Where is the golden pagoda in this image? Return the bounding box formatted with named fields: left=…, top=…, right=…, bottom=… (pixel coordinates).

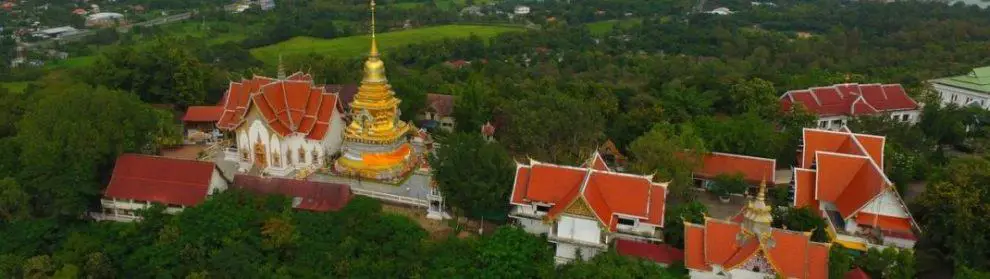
left=741, top=178, right=774, bottom=237
left=334, top=0, right=417, bottom=181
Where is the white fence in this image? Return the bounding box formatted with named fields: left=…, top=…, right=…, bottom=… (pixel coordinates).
left=351, top=187, right=429, bottom=207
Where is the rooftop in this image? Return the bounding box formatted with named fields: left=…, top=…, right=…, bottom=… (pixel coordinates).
left=693, top=152, right=776, bottom=183
left=233, top=174, right=352, bottom=212
left=930, top=66, right=990, bottom=94
left=685, top=218, right=829, bottom=279
left=217, top=73, right=342, bottom=140
left=182, top=106, right=224, bottom=122
left=104, top=154, right=217, bottom=206
left=779, top=83, right=919, bottom=117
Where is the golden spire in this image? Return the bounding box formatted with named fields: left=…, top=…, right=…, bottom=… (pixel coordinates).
left=742, top=175, right=773, bottom=236
left=369, top=0, right=379, bottom=57
left=362, top=0, right=386, bottom=83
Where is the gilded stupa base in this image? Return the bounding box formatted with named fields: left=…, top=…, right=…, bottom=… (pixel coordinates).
left=333, top=143, right=419, bottom=183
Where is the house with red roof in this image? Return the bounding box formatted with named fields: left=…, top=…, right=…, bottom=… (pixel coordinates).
left=419, top=93, right=455, bottom=132
left=779, top=83, right=920, bottom=130
left=685, top=182, right=830, bottom=279
left=182, top=106, right=224, bottom=143
left=691, top=152, right=776, bottom=195
left=509, top=151, right=668, bottom=264
left=216, top=71, right=346, bottom=177
left=791, top=127, right=919, bottom=251
left=232, top=174, right=352, bottom=212
left=99, top=154, right=228, bottom=221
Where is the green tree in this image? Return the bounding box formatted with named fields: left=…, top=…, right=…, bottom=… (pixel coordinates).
left=556, top=251, right=681, bottom=278
left=663, top=201, right=708, bottom=249
left=0, top=177, right=29, bottom=222
left=914, top=156, right=990, bottom=271
left=499, top=91, right=605, bottom=164
left=772, top=207, right=829, bottom=242
left=726, top=77, right=779, bottom=119
left=87, top=37, right=215, bottom=107
left=828, top=246, right=855, bottom=279
left=16, top=82, right=162, bottom=217
left=629, top=123, right=707, bottom=200
left=856, top=247, right=916, bottom=279
left=430, top=132, right=515, bottom=220
left=477, top=227, right=554, bottom=277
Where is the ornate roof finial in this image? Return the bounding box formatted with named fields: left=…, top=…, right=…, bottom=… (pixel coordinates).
left=277, top=53, right=286, bottom=80
left=369, top=0, right=379, bottom=57
left=741, top=173, right=773, bottom=236
left=756, top=174, right=768, bottom=203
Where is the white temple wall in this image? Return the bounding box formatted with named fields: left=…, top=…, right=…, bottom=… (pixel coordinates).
left=248, top=120, right=270, bottom=165
left=321, top=112, right=346, bottom=156
left=860, top=189, right=909, bottom=218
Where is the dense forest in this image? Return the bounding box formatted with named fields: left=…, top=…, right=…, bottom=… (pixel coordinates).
left=2, top=0, right=990, bottom=277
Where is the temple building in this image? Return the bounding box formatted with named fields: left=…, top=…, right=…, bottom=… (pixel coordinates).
left=685, top=182, right=830, bottom=279
left=691, top=152, right=776, bottom=195
left=779, top=83, right=920, bottom=130
left=930, top=66, right=990, bottom=108
left=99, top=154, right=229, bottom=221
left=792, top=127, right=919, bottom=250
left=216, top=65, right=346, bottom=177
left=509, top=152, right=668, bottom=264
left=333, top=1, right=418, bottom=182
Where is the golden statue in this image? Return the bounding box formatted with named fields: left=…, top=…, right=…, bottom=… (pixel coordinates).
left=333, top=0, right=416, bottom=181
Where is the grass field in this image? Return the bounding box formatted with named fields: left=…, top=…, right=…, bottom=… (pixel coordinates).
left=587, top=18, right=643, bottom=35
left=250, top=24, right=523, bottom=65
left=44, top=56, right=97, bottom=70
left=0, top=81, right=30, bottom=93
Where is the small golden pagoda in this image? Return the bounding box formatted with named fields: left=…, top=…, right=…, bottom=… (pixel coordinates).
left=334, top=0, right=417, bottom=181
left=741, top=178, right=774, bottom=237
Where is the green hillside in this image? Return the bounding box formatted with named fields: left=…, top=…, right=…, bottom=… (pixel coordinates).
left=250, top=24, right=523, bottom=65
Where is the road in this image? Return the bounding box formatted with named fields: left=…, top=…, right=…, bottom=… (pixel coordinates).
left=21, top=11, right=195, bottom=50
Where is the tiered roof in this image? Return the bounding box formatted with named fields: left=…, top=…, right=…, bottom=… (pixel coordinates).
left=779, top=83, right=919, bottom=117
left=684, top=218, right=830, bottom=279
left=510, top=152, right=668, bottom=231
left=104, top=154, right=218, bottom=206
left=793, top=128, right=918, bottom=234
left=426, top=93, right=455, bottom=118
left=216, top=72, right=343, bottom=140
left=693, top=152, right=776, bottom=183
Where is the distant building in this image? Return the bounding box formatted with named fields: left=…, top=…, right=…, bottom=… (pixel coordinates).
left=72, top=8, right=88, bottom=15
left=706, top=7, right=734, bottom=15
left=779, top=83, right=921, bottom=130
left=259, top=0, right=275, bottom=11
left=514, top=5, right=531, bottom=15
left=34, top=26, right=80, bottom=38
left=182, top=106, right=224, bottom=144
left=460, top=5, right=484, bottom=16
left=420, top=93, right=455, bottom=132
left=509, top=152, right=668, bottom=264
left=691, top=152, right=776, bottom=194
left=99, top=154, right=228, bottom=221
left=86, top=12, right=125, bottom=27
left=930, top=66, right=990, bottom=108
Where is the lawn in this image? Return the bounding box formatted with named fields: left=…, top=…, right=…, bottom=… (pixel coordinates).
left=587, top=18, right=643, bottom=35
left=250, top=24, right=523, bottom=65
left=44, top=56, right=97, bottom=70
left=0, top=81, right=30, bottom=93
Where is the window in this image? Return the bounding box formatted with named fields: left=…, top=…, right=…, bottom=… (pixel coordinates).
left=617, top=217, right=636, bottom=226
left=536, top=205, right=551, bottom=213
left=966, top=97, right=972, bottom=104
left=819, top=121, right=827, bottom=128
left=902, top=114, right=909, bottom=122
left=831, top=119, right=842, bottom=127
left=951, top=94, right=958, bottom=103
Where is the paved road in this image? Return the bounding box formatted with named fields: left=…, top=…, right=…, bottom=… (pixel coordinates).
left=22, top=12, right=194, bottom=49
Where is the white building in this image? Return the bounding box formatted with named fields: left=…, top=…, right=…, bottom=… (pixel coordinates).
left=930, top=66, right=990, bottom=108
left=509, top=152, right=668, bottom=264
left=514, top=5, right=531, bottom=15
left=216, top=71, right=346, bottom=177
left=99, top=154, right=228, bottom=221
left=34, top=26, right=79, bottom=38
left=86, top=12, right=124, bottom=27
left=780, top=83, right=921, bottom=130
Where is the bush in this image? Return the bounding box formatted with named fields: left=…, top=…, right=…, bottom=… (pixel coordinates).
left=711, top=173, right=747, bottom=198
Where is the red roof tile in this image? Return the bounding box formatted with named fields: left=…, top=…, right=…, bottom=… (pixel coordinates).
left=780, top=83, right=918, bottom=117
left=216, top=75, right=341, bottom=140
left=615, top=239, right=684, bottom=265
left=426, top=93, right=455, bottom=117
left=855, top=212, right=913, bottom=232
left=182, top=106, right=224, bottom=122
left=684, top=218, right=830, bottom=278
left=694, top=152, right=775, bottom=183
left=583, top=151, right=611, bottom=171
left=845, top=268, right=870, bottom=279
left=104, top=154, right=217, bottom=207
left=793, top=168, right=818, bottom=210
left=233, top=174, right=352, bottom=212
left=511, top=153, right=667, bottom=230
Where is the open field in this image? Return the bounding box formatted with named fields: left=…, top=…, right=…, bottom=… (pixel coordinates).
left=44, top=56, right=97, bottom=70
left=587, top=18, right=643, bottom=35
left=250, top=24, right=524, bottom=65
left=0, top=81, right=30, bottom=93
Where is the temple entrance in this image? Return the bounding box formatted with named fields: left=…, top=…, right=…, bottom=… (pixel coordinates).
left=254, top=142, right=267, bottom=168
